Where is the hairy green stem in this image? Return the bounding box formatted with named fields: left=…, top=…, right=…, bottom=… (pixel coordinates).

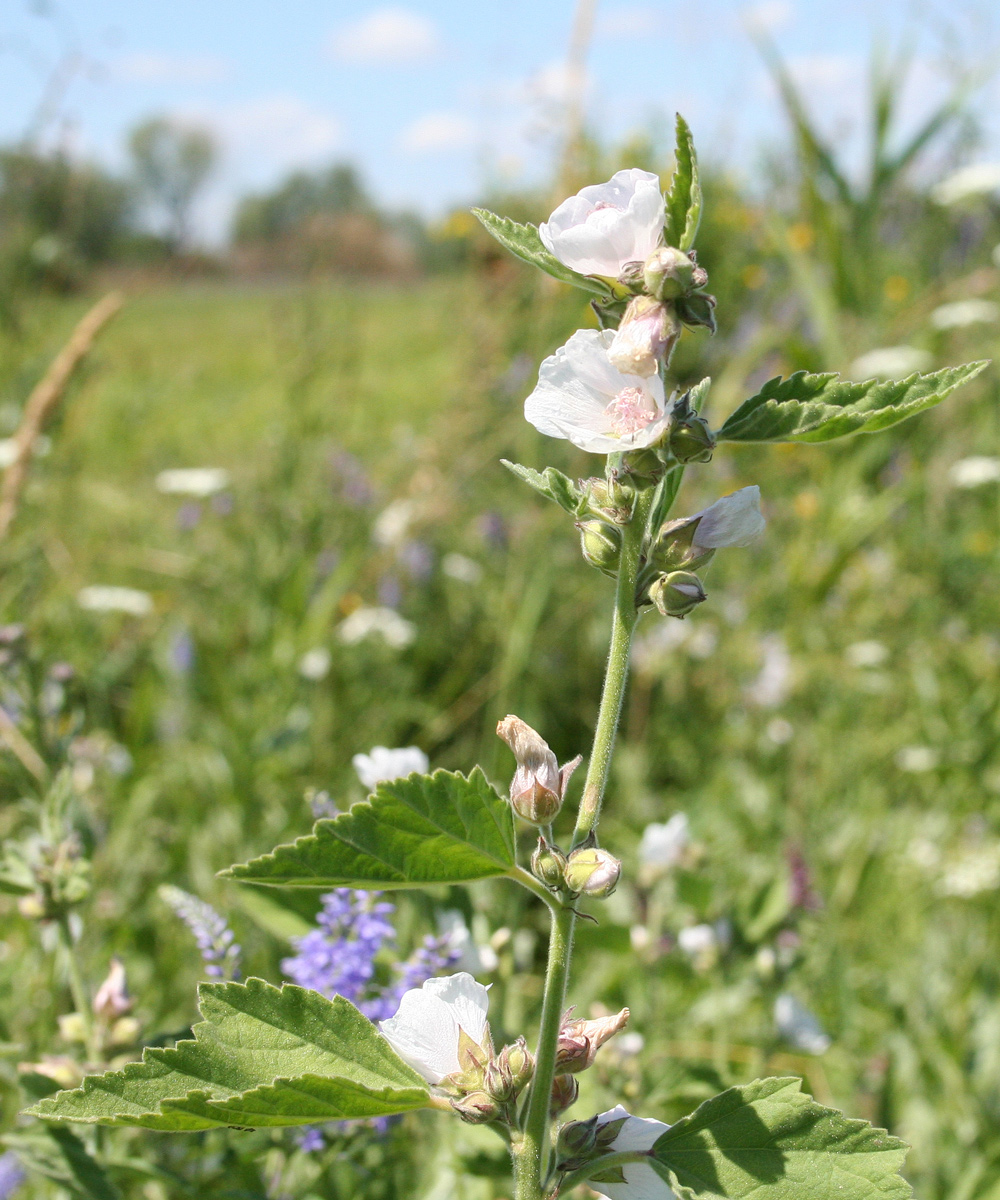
left=514, top=902, right=575, bottom=1200
left=572, top=486, right=652, bottom=848
left=513, top=485, right=654, bottom=1200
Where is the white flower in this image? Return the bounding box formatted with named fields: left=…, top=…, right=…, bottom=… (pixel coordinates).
left=586, top=1105, right=675, bottom=1200
left=336, top=606, right=416, bottom=648
left=373, top=499, right=416, bottom=548
left=352, top=745, right=429, bottom=791
left=441, top=553, right=483, bottom=584
left=525, top=329, right=670, bottom=454
left=896, top=745, right=938, bottom=773
left=848, top=346, right=932, bottom=380
left=845, top=640, right=888, bottom=668
left=155, top=468, right=230, bottom=497
left=298, top=647, right=331, bottom=680
left=774, top=993, right=831, bottom=1055
left=638, top=814, right=690, bottom=870
left=950, top=456, right=1000, bottom=488
left=379, top=972, right=491, bottom=1084
left=77, top=586, right=153, bottom=616
left=689, top=486, right=766, bottom=547
left=932, top=162, right=1000, bottom=205
left=540, top=169, right=665, bottom=278
left=930, top=299, right=999, bottom=330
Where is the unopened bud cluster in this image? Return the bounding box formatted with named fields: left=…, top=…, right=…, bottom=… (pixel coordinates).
left=448, top=1034, right=535, bottom=1126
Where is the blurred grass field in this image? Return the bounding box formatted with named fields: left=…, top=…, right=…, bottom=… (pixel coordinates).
left=3, top=105, right=1000, bottom=1196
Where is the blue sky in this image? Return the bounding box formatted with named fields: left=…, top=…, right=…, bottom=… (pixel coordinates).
left=1, top=0, right=997, bottom=241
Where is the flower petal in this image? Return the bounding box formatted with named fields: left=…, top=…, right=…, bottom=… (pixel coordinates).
left=692, top=486, right=765, bottom=547
left=419, top=971, right=491, bottom=1043
left=378, top=988, right=462, bottom=1083
left=540, top=169, right=664, bottom=276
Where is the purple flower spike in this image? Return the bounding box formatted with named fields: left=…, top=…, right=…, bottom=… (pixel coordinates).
left=160, top=886, right=241, bottom=981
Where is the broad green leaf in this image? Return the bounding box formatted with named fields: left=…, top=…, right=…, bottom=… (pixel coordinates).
left=501, top=460, right=581, bottom=514
left=651, top=1077, right=911, bottom=1200
left=223, top=768, right=516, bottom=888
left=664, top=113, right=702, bottom=252
left=27, top=979, right=430, bottom=1130
left=718, top=361, right=987, bottom=443
left=472, top=209, right=615, bottom=298
left=3, top=1124, right=122, bottom=1199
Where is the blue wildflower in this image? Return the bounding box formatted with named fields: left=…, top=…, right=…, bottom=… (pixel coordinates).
left=0, top=1152, right=25, bottom=1199
left=159, top=886, right=241, bottom=980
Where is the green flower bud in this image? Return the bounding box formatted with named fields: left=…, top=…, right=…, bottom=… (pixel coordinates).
left=485, top=1037, right=533, bottom=1103
left=577, top=519, right=621, bottom=577
left=676, top=290, right=717, bottom=334
left=580, top=476, right=632, bottom=525
left=451, top=1090, right=501, bottom=1124
left=558, top=1115, right=600, bottom=1159
left=564, top=847, right=621, bottom=898
left=531, top=837, right=568, bottom=889
left=643, top=246, right=697, bottom=300
left=649, top=570, right=707, bottom=618
left=669, top=410, right=716, bottom=464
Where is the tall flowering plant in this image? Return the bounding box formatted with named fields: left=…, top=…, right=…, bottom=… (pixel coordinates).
left=26, top=118, right=986, bottom=1200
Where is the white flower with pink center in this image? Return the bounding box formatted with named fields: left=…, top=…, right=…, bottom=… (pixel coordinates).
left=540, top=169, right=665, bottom=278
left=524, top=329, right=670, bottom=454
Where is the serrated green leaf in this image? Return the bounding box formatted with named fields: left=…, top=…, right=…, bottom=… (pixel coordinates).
left=27, top=979, right=430, bottom=1130
left=651, top=1077, right=911, bottom=1200
left=472, top=209, right=614, bottom=298
left=664, top=113, right=702, bottom=252
left=500, top=460, right=581, bottom=514
left=223, top=768, right=516, bottom=888
left=718, top=361, right=988, bottom=443
left=3, top=1124, right=122, bottom=1199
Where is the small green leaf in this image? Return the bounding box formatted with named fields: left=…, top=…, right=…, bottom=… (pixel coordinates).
left=472, top=209, right=615, bottom=298
left=501, top=460, right=581, bottom=514
left=718, top=361, right=988, bottom=443
left=27, top=979, right=431, bottom=1130
left=223, top=768, right=516, bottom=888
left=651, top=1077, right=911, bottom=1200
left=664, top=113, right=702, bottom=252
left=3, top=1124, right=122, bottom=1199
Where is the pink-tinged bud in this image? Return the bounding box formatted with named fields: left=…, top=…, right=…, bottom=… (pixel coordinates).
left=549, top=1072, right=579, bottom=1116
left=607, top=296, right=681, bottom=377
left=556, top=1006, right=630, bottom=1072
left=93, top=957, right=132, bottom=1020
left=564, top=847, right=621, bottom=897
left=496, top=716, right=581, bottom=826
left=649, top=570, right=707, bottom=619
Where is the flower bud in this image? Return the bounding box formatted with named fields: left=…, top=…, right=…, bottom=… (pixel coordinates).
left=93, top=957, right=132, bottom=1021
left=486, top=1037, right=533, bottom=1103
left=607, top=296, right=681, bottom=377
left=676, top=290, right=717, bottom=333
left=669, top=410, right=716, bottom=464
left=451, top=1090, right=501, bottom=1124
left=556, top=1007, right=630, bottom=1072
left=643, top=246, right=697, bottom=300
left=558, top=1115, right=600, bottom=1159
left=649, top=571, right=706, bottom=619
left=580, top=476, right=631, bottom=525
left=564, top=847, right=622, bottom=898
left=58, top=1012, right=88, bottom=1044
left=496, top=715, right=561, bottom=825
left=531, top=837, right=568, bottom=889
left=549, top=1072, right=579, bottom=1116
left=500, top=1037, right=534, bottom=1093
left=577, top=519, right=621, bottom=576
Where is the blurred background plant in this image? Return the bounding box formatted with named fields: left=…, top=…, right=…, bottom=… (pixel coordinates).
left=0, top=10, right=999, bottom=1200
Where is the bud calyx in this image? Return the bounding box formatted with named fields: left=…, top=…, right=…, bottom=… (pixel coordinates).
left=496, top=716, right=581, bottom=825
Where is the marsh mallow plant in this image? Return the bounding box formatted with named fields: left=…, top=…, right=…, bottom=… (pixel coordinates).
left=26, top=117, right=987, bottom=1200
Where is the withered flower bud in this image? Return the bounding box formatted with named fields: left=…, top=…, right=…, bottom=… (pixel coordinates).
left=549, top=1072, right=580, bottom=1116
left=607, top=295, right=682, bottom=377
left=555, top=1006, right=630, bottom=1073
left=496, top=716, right=581, bottom=826
left=93, top=957, right=132, bottom=1021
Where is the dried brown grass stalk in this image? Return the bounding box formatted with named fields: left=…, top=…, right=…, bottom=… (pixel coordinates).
left=0, top=290, right=124, bottom=542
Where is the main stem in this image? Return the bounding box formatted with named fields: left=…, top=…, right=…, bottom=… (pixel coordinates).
left=513, top=486, right=652, bottom=1200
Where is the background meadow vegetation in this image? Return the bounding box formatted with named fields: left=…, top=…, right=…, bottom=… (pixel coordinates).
left=2, top=44, right=1000, bottom=1200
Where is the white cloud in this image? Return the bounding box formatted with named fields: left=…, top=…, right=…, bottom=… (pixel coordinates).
left=400, top=112, right=475, bottom=154
left=742, top=1, right=794, bottom=34
left=115, top=52, right=230, bottom=85
left=202, top=95, right=343, bottom=167
left=329, top=6, right=440, bottom=65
